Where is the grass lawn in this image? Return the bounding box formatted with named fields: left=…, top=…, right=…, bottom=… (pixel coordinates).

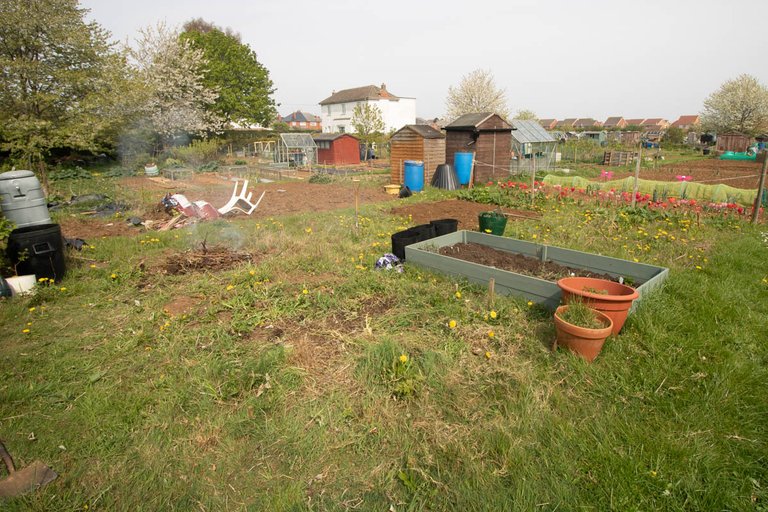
left=1, top=172, right=767, bottom=511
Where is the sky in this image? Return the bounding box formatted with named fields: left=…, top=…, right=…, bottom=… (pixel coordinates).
left=81, top=0, right=768, bottom=122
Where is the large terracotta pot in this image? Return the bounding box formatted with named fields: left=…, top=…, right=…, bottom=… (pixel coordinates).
left=557, top=277, right=639, bottom=335
left=554, top=305, right=613, bottom=362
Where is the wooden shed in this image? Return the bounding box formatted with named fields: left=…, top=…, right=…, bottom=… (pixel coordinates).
left=444, top=113, right=513, bottom=183
left=313, top=133, right=360, bottom=165
left=390, top=125, right=445, bottom=184
left=716, top=132, right=752, bottom=153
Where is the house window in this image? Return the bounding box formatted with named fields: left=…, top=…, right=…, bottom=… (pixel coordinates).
left=341, top=103, right=346, bottom=114
left=326, top=105, right=331, bottom=115
left=338, top=126, right=345, bottom=133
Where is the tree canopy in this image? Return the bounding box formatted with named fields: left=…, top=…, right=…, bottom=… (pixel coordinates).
left=514, top=109, right=538, bottom=121
left=130, top=23, right=220, bottom=138
left=701, top=74, right=768, bottom=135
left=0, top=0, right=129, bottom=165
left=445, top=69, right=510, bottom=122
left=181, top=20, right=277, bottom=127
left=351, top=104, right=385, bottom=160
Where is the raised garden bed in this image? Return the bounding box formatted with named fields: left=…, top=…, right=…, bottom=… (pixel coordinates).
left=406, top=230, right=668, bottom=310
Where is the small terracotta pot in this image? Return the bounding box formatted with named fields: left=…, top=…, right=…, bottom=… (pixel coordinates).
left=557, top=277, right=639, bottom=335
left=554, top=305, right=613, bottom=362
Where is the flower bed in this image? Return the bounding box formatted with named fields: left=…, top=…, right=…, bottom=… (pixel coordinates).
left=406, top=230, right=668, bottom=310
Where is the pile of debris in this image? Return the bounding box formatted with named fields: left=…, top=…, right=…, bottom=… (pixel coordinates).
left=157, top=180, right=265, bottom=230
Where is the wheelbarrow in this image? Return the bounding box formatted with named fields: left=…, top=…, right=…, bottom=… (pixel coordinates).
left=0, top=440, right=57, bottom=498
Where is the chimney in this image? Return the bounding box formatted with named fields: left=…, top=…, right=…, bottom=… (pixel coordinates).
left=380, top=83, right=386, bottom=91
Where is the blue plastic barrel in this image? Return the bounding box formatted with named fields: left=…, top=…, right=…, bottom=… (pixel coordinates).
left=454, top=152, right=473, bottom=185
left=403, top=160, right=425, bottom=192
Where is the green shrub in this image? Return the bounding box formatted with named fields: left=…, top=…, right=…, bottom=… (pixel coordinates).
left=172, top=139, right=222, bottom=166
left=308, top=172, right=333, bottom=184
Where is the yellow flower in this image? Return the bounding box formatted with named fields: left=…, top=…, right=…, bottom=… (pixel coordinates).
left=89, top=264, right=96, bottom=269
left=484, top=229, right=492, bottom=233
left=22, top=329, right=30, bottom=334
left=455, top=291, right=462, bottom=299
left=305, top=227, right=312, bottom=234
left=488, top=330, right=495, bottom=338
left=448, top=319, right=457, bottom=330
left=302, top=288, right=309, bottom=295
left=226, top=284, right=234, bottom=291
left=60, top=287, right=67, bottom=292
left=527, top=301, right=533, bottom=307
left=484, top=351, right=492, bottom=359
left=28, top=307, right=35, bottom=312
left=399, top=354, right=408, bottom=363
left=489, top=310, right=497, bottom=319
left=26, top=322, right=32, bottom=326
left=249, top=270, right=256, bottom=276
left=110, top=273, right=117, bottom=280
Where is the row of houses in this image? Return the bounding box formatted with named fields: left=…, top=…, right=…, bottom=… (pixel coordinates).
left=538, top=115, right=700, bottom=131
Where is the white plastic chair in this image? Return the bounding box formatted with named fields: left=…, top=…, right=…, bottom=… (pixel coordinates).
left=217, top=180, right=265, bottom=215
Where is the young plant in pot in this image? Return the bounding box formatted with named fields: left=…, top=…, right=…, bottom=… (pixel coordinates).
left=553, top=300, right=613, bottom=362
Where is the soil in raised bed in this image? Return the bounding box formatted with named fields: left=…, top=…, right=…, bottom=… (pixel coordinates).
left=438, top=242, right=618, bottom=282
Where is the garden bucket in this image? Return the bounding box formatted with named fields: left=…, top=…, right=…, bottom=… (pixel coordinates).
left=478, top=212, right=507, bottom=236
left=430, top=218, right=458, bottom=236
left=391, top=229, right=421, bottom=261
left=557, top=277, right=639, bottom=335
left=7, top=223, right=66, bottom=283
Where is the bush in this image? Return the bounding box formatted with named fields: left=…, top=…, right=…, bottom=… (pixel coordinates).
left=172, top=139, right=222, bottom=167
left=50, top=166, right=92, bottom=181
left=308, top=172, right=332, bottom=184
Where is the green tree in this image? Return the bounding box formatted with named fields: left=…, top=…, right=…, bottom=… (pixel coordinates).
left=663, top=126, right=685, bottom=146
left=0, top=0, right=130, bottom=168
left=514, top=109, right=537, bottom=120
left=351, top=103, right=385, bottom=161
left=181, top=19, right=277, bottom=127
left=701, top=74, right=768, bottom=135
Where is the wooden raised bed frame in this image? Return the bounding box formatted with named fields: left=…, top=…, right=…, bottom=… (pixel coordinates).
left=405, top=230, right=669, bottom=311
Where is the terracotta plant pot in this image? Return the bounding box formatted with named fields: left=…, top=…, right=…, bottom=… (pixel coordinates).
left=557, top=277, right=639, bottom=335
left=553, top=305, right=613, bottom=362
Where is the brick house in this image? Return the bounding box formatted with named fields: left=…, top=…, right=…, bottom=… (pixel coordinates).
left=280, top=111, right=322, bottom=130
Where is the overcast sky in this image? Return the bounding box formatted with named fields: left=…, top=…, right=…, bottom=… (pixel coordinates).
left=82, top=0, right=768, bottom=122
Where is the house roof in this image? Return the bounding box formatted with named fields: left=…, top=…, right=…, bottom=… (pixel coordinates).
left=538, top=118, right=557, bottom=127
left=393, top=124, right=445, bottom=139
left=319, top=84, right=398, bottom=105
left=282, top=111, right=321, bottom=123
left=556, top=118, right=578, bottom=127
left=444, top=112, right=512, bottom=130
left=671, top=115, right=700, bottom=127
left=642, top=118, right=667, bottom=125
left=625, top=119, right=644, bottom=125
left=604, top=117, right=625, bottom=126
left=312, top=133, right=358, bottom=142
left=573, top=118, right=601, bottom=127
left=510, top=120, right=556, bottom=144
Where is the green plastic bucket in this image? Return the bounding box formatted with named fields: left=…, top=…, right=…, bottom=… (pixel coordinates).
left=478, top=212, right=507, bottom=236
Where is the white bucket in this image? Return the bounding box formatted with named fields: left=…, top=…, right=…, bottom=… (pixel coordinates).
left=6, top=275, right=36, bottom=296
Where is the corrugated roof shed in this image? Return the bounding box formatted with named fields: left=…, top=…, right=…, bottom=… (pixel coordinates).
left=510, top=120, right=556, bottom=143
left=445, top=113, right=512, bottom=130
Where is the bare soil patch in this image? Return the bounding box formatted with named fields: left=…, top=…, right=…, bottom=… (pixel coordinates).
left=390, top=200, right=539, bottom=230
left=611, top=159, right=762, bottom=189
left=163, top=295, right=203, bottom=317
left=438, top=242, right=616, bottom=282
left=160, top=245, right=254, bottom=275
left=58, top=215, right=141, bottom=239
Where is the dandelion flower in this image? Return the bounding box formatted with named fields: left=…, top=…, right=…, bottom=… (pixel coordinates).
left=488, top=330, right=495, bottom=338
left=249, top=270, right=256, bottom=276
left=485, top=351, right=492, bottom=359
left=527, top=301, right=533, bottom=307
left=455, top=291, right=462, bottom=299
left=226, top=284, right=235, bottom=291
left=302, top=288, right=309, bottom=295
left=484, top=229, right=492, bottom=233
left=448, top=319, right=457, bottom=329
left=399, top=354, right=408, bottom=363
left=489, top=310, right=497, bottom=319
left=110, top=273, right=117, bottom=280
left=89, top=264, right=96, bottom=269
left=305, top=227, right=312, bottom=234
left=28, top=307, right=36, bottom=312
left=26, top=322, right=32, bottom=326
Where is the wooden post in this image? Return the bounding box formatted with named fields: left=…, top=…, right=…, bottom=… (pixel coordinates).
left=531, top=151, right=537, bottom=206
left=631, top=143, right=642, bottom=208
left=468, top=154, right=476, bottom=189
left=751, top=150, right=768, bottom=224
left=353, top=179, right=361, bottom=234
left=487, top=278, right=495, bottom=309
